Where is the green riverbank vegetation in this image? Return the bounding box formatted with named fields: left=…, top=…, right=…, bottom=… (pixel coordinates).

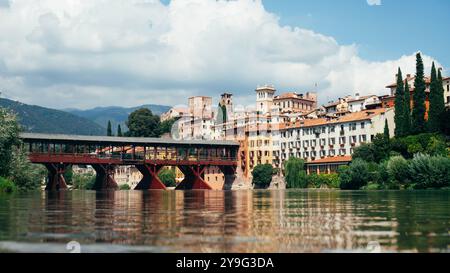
left=0, top=108, right=46, bottom=193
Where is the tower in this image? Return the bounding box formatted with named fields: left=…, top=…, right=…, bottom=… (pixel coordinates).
left=255, top=85, right=276, bottom=114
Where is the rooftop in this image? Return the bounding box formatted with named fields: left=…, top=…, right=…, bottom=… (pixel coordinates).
left=283, top=108, right=390, bottom=130
left=307, top=156, right=352, bottom=164
left=19, top=133, right=239, bottom=147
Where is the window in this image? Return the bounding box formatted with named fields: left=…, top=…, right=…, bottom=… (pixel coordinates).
left=320, top=150, right=326, bottom=157
left=320, top=139, right=326, bottom=146
left=329, top=149, right=336, bottom=156
left=361, top=122, right=365, bottom=129
left=329, top=126, right=335, bottom=133
left=303, top=152, right=309, bottom=158
left=339, top=136, right=346, bottom=144
left=311, top=140, right=317, bottom=147
left=303, top=140, right=309, bottom=147
left=329, top=138, right=336, bottom=145
left=360, top=135, right=367, bottom=142
left=339, top=149, right=346, bottom=155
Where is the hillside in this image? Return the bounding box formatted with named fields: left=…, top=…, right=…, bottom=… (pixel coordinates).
left=0, top=98, right=106, bottom=135
left=67, top=104, right=171, bottom=131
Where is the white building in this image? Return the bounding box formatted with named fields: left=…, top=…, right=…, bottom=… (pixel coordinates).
left=347, top=94, right=382, bottom=112
left=278, top=108, right=395, bottom=173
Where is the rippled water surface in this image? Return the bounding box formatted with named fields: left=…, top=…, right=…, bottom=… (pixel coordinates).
left=0, top=190, right=449, bottom=253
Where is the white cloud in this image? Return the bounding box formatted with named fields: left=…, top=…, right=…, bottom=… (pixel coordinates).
left=367, top=0, right=382, bottom=6
left=0, top=0, right=443, bottom=109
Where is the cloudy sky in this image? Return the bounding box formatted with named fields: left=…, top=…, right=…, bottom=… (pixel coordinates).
left=0, top=0, right=448, bottom=109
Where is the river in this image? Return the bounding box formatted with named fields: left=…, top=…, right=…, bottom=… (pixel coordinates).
left=0, top=190, right=449, bottom=253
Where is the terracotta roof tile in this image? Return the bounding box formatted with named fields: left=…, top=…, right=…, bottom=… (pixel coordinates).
left=307, top=156, right=352, bottom=164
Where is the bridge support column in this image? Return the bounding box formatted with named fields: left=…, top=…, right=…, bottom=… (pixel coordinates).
left=135, top=164, right=166, bottom=190
left=92, top=164, right=118, bottom=190
left=176, top=165, right=212, bottom=190
left=219, top=166, right=237, bottom=190
left=45, top=163, right=68, bottom=190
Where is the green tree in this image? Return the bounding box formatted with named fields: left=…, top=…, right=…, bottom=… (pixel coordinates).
left=339, top=159, right=370, bottom=190
left=408, top=154, right=450, bottom=189
left=412, top=52, right=427, bottom=134
left=107, top=120, right=113, bottom=136
left=0, top=108, right=20, bottom=177
left=63, top=165, right=73, bottom=185
left=0, top=108, right=45, bottom=191
left=0, top=176, right=17, bottom=193
left=119, top=184, right=131, bottom=190
left=284, top=157, right=307, bottom=188
left=126, top=108, right=161, bottom=137
left=251, top=164, right=273, bottom=189
left=159, top=118, right=177, bottom=136
left=117, top=124, right=123, bottom=137
left=8, top=147, right=45, bottom=191
left=72, top=172, right=96, bottom=190
left=158, top=168, right=176, bottom=187
left=403, top=79, right=411, bottom=135
left=394, top=68, right=405, bottom=137
left=427, top=62, right=444, bottom=133
left=386, top=156, right=410, bottom=187
left=384, top=119, right=390, bottom=140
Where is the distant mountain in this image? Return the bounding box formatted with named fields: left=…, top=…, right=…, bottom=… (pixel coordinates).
left=67, top=104, right=171, bottom=131
left=0, top=98, right=106, bottom=135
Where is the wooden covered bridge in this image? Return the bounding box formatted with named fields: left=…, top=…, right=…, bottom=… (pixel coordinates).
left=19, top=133, right=239, bottom=191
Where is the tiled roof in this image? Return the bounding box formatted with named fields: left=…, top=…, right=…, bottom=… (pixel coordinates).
left=307, top=156, right=352, bottom=164
left=282, top=108, right=389, bottom=130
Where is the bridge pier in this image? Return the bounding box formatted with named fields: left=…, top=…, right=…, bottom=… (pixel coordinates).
left=219, top=166, right=237, bottom=190
left=176, top=165, right=212, bottom=190
left=135, top=164, right=166, bottom=190
left=92, top=164, right=118, bottom=190
left=45, top=163, right=69, bottom=190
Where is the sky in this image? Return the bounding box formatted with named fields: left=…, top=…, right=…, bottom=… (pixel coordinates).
left=0, top=0, right=448, bottom=109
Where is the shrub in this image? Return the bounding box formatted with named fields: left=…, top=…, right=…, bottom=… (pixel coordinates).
left=119, top=184, right=131, bottom=190
left=284, top=158, right=307, bottom=188
left=0, top=176, right=17, bottom=193
left=307, top=173, right=339, bottom=189
left=387, top=156, right=410, bottom=187
left=158, top=168, right=176, bottom=187
left=252, top=164, right=273, bottom=189
left=339, top=159, right=370, bottom=190
left=8, top=147, right=45, bottom=191
left=72, top=173, right=96, bottom=190
left=408, top=154, right=450, bottom=189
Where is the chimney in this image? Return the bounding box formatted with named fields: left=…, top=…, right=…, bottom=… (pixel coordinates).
left=406, top=74, right=411, bottom=78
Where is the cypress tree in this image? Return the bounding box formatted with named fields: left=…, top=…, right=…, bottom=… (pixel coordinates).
left=428, top=62, right=441, bottom=132
left=403, top=80, right=411, bottom=135
left=436, top=69, right=446, bottom=133
left=384, top=119, right=390, bottom=141
left=117, top=124, right=123, bottom=137
left=107, top=120, right=112, bottom=136
left=412, top=52, right=426, bottom=134
left=394, top=68, right=405, bottom=137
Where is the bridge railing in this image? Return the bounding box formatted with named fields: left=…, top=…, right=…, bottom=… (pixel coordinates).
left=28, top=152, right=237, bottom=163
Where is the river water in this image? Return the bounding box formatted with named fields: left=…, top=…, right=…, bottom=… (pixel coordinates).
left=0, top=190, right=449, bottom=253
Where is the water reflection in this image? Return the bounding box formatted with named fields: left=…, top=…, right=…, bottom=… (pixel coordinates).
left=0, top=190, right=449, bottom=252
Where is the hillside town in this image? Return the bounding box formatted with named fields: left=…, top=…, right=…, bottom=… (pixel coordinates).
left=100, top=69, right=449, bottom=189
